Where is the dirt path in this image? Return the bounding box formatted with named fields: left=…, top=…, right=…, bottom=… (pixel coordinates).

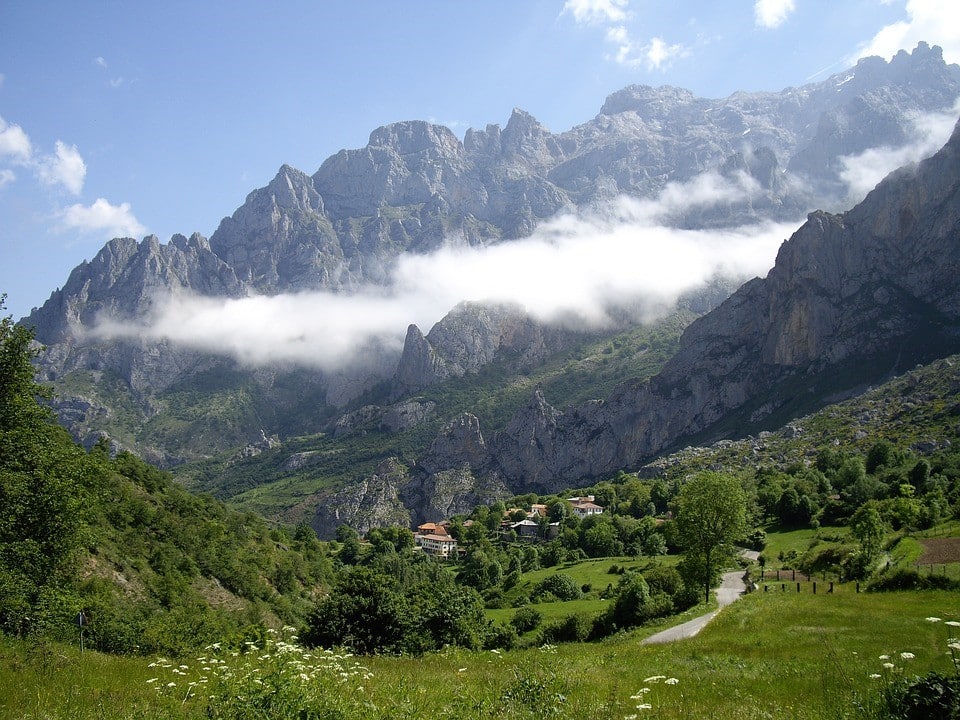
left=641, top=570, right=749, bottom=645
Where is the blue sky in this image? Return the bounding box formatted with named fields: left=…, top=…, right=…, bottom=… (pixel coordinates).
left=1, top=0, right=959, bottom=321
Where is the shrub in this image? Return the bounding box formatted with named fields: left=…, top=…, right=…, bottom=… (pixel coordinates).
left=531, top=574, right=582, bottom=602
left=868, top=569, right=960, bottom=592
left=510, top=606, right=543, bottom=634
left=540, top=613, right=592, bottom=643
left=885, top=672, right=960, bottom=719
left=484, top=622, right=519, bottom=651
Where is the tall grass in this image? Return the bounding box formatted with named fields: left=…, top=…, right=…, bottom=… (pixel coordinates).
left=3, top=590, right=958, bottom=719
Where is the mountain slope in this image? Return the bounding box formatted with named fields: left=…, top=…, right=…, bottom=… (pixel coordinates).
left=481, top=115, right=960, bottom=490
left=20, top=44, right=960, bottom=469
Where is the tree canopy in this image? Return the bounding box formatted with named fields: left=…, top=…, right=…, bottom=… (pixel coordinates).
left=672, top=472, right=748, bottom=602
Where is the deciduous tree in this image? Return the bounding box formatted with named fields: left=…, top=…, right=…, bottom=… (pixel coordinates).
left=673, top=472, right=748, bottom=602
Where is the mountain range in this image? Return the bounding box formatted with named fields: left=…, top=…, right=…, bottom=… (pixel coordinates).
left=19, top=43, right=960, bottom=537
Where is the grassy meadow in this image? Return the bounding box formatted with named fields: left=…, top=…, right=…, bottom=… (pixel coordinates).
left=3, top=588, right=958, bottom=719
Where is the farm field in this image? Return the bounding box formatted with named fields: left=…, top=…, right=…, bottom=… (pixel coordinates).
left=3, top=588, right=958, bottom=719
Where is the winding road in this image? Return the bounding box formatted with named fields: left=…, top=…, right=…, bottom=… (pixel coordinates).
left=641, top=551, right=757, bottom=645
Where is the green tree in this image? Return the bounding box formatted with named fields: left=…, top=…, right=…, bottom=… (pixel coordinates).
left=303, top=567, right=411, bottom=654
left=0, top=300, right=104, bottom=634
left=850, top=502, right=886, bottom=559
left=672, top=472, right=748, bottom=602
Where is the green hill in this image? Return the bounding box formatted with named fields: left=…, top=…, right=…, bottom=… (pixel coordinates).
left=1, top=302, right=334, bottom=656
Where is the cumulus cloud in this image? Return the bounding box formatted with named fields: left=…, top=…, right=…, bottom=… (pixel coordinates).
left=561, top=0, right=628, bottom=24
left=754, top=0, right=795, bottom=29
left=89, top=170, right=795, bottom=370
left=605, top=27, right=686, bottom=70
left=0, top=115, right=33, bottom=164
left=838, top=100, right=960, bottom=202
left=855, top=0, right=960, bottom=65
left=62, top=198, right=146, bottom=238
left=1, top=117, right=87, bottom=194
left=0, top=169, right=14, bottom=188
left=37, top=140, right=86, bottom=194
left=562, top=0, right=686, bottom=71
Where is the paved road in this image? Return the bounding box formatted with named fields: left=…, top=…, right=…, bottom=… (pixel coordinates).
left=641, top=570, right=749, bottom=645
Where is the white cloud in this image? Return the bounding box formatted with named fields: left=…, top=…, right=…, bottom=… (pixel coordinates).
left=37, top=140, right=86, bottom=195
left=0, top=115, right=33, bottom=164
left=89, top=171, right=795, bottom=370
left=855, top=0, right=960, bottom=65
left=645, top=37, right=686, bottom=70
left=838, top=100, right=960, bottom=202
left=61, top=198, right=146, bottom=238
left=0, top=169, right=14, bottom=188
left=562, top=0, right=628, bottom=24
left=754, top=0, right=796, bottom=29
left=94, top=56, right=108, bottom=68
left=605, top=28, right=686, bottom=70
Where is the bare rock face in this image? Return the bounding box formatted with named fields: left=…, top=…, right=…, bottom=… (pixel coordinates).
left=309, top=458, right=412, bottom=538
left=483, top=116, right=960, bottom=491
left=381, top=399, right=436, bottom=433
left=391, top=302, right=584, bottom=398
left=392, top=324, right=449, bottom=398
left=419, top=414, right=490, bottom=475
left=399, top=466, right=511, bottom=527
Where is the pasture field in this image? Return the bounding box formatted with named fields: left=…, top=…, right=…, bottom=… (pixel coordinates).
left=3, top=589, right=958, bottom=719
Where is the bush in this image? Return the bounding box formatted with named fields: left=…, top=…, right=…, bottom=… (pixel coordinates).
left=510, top=606, right=543, bottom=634
left=868, top=569, right=960, bottom=592
left=885, top=672, right=960, bottom=719
left=483, top=622, right=519, bottom=650
left=643, top=565, right=684, bottom=598
left=540, top=613, right=592, bottom=643
left=531, top=573, right=582, bottom=602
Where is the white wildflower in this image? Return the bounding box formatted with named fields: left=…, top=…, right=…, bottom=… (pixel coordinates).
left=900, top=652, right=915, bottom=660
left=664, top=677, right=679, bottom=685
left=926, top=617, right=942, bottom=622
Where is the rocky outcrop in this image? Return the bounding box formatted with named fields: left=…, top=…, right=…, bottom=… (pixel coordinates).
left=391, top=302, right=589, bottom=397
left=309, top=458, right=413, bottom=538
left=479, top=115, right=960, bottom=491
left=381, top=399, right=436, bottom=433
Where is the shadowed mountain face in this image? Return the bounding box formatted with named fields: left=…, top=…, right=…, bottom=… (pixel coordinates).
left=15, top=45, right=960, bottom=528
left=308, top=113, right=960, bottom=535
left=481, top=117, right=960, bottom=492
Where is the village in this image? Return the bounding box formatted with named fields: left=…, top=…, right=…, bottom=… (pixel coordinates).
left=412, top=496, right=605, bottom=558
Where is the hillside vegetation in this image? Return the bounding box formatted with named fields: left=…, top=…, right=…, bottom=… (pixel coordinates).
left=175, top=310, right=696, bottom=518
left=1, top=299, right=334, bottom=657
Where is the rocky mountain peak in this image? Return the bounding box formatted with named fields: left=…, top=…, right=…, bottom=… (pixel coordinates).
left=501, top=108, right=564, bottom=168
left=598, top=84, right=699, bottom=118
left=367, top=120, right=463, bottom=158
left=392, top=324, right=447, bottom=398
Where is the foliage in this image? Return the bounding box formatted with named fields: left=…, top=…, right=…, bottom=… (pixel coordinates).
left=0, top=300, right=334, bottom=654
left=510, top=606, right=543, bottom=634
left=0, top=303, right=102, bottom=636
left=531, top=574, right=582, bottom=602
left=672, top=472, right=748, bottom=602
left=303, top=567, right=490, bottom=655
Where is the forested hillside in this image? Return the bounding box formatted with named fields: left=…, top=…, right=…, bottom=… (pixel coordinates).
left=0, top=298, right=333, bottom=655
